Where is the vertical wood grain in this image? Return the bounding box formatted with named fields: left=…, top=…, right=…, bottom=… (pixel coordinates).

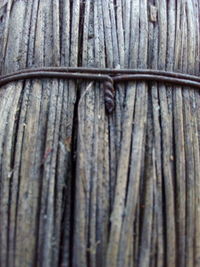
left=0, top=1, right=200, bottom=266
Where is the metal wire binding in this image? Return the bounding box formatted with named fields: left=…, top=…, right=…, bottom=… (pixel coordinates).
left=103, top=80, right=115, bottom=113
left=0, top=67, right=200, bottom=113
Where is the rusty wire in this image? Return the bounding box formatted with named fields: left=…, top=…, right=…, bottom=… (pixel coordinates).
left=0, top=67, right=200, bottom=113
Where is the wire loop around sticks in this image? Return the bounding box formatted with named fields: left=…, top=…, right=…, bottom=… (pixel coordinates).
left=0, top=67, right=200, bottom=113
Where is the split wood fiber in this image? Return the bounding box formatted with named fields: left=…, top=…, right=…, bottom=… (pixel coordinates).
left=0, top=0, right=200, bottom=267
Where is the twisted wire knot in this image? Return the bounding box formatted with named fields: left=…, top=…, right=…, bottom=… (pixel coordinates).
left=104, top=79, right=115, bottom=114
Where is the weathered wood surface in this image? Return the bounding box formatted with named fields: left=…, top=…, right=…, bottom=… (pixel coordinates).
left=0, top=0, right=200, bottom=266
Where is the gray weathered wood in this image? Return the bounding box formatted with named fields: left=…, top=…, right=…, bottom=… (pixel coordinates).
left=0, top=1, right=200, bottom=266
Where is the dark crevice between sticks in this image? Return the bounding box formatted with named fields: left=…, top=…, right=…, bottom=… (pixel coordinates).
left=66, top=81, right=80, bottom=267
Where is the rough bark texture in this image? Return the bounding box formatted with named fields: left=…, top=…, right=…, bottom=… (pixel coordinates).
left=0, top=0, right=200, bottom=266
